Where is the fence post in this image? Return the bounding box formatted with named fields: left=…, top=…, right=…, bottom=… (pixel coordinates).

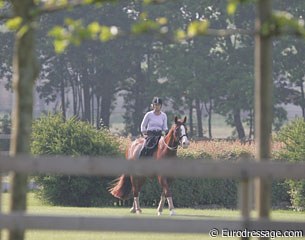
left=254, top=0, right=273, bottom=239
left=0, top=172, right=2, bottom=240
left=239, top=177, right=251, bottom=240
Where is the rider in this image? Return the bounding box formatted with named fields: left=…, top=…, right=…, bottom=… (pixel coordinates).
left=140, top=97, right=168, bottom=157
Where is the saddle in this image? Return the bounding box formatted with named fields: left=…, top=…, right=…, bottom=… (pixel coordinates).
left=140, top=130, right=162, bottom=157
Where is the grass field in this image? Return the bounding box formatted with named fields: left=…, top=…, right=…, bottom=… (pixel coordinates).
left=1, top=193, right=304, bottom=240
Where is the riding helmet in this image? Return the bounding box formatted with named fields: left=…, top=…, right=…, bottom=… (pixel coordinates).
left=152, top=97, right=162, bottom=105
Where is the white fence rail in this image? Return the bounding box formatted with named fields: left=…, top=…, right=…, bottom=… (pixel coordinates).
left=0, top=213, right=304, bottom=233
left=0, top=155, right=305, bottom=235
left=0, top=155, right=305, bottom=179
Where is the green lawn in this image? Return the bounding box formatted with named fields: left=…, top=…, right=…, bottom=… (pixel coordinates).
left=0, top=193, right=304, bottom=240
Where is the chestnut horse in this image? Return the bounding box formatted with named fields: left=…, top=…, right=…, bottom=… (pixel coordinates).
left=109, top=116, right=190, bottom=216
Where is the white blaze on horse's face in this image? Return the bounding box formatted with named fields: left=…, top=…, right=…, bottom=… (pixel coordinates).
left=180, top=125, right=190, bottom=149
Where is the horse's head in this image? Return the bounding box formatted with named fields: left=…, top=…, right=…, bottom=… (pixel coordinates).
left=173, top=116, right=190, bottom=149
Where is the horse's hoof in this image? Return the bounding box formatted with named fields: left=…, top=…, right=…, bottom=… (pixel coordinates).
left=130, top=207, right=136, bottom=213
left=169, top=210, right=176, bottom=216
left=157, top=211, right=162, bottom=216
left=136, top=209, right=142, bottom=214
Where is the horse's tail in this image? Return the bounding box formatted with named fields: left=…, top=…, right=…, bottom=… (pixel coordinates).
left=108, top=175, right=132, bottom=200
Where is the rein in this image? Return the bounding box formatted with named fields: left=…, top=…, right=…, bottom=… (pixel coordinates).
left=161, top=134, right=187, bottom=151
left=162, top=137, right=178, bottom=151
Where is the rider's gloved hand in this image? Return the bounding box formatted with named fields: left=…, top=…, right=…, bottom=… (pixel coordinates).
left=162, top=130, right=168, bottom=136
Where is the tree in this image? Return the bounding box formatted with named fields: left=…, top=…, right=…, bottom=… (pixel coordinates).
left=2, top=1, right=39, bottom=240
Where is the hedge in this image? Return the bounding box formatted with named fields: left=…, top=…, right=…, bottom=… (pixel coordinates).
left=31, top=113, right=122, bottom=206
left=277, top=118, right=305, bottom=211
left=31, top=114, right=291, bottom=209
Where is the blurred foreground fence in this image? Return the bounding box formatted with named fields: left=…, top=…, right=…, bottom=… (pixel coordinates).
left=0, top=155, right=305, bottom=238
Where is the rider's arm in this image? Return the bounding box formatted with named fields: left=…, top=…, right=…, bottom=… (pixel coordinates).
left=162, top=113, right=168, bottom=135
left=141, top=112, right=150, bottom=136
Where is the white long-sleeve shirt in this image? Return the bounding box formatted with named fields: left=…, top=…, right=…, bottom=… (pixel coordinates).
left=140, top=111, right=168, bottom=133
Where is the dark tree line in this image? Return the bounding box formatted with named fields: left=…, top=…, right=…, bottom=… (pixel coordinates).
left=1, top=0, right=305, bottom=140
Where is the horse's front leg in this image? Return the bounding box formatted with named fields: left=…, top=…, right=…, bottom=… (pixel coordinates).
left=130, top=176, right=145, bottom=214
left=130, top=197, right=137, bottom=213
left=158, top=176, right=176, bottom=216
left=157, top=191, right=166, bottom=216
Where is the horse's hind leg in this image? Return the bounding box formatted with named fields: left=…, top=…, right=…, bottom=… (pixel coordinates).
left=157, top=192, right=166, bottom=216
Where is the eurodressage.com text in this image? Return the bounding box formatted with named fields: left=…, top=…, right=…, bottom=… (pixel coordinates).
left=209, top=228, right=303, bottom=239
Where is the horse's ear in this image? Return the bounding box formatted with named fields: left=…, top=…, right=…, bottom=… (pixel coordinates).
left=183, top=116, right=187, bottom=123
left=174, top=116, right=178, bottom=124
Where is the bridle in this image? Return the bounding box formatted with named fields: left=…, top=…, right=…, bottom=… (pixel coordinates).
left=162, top=124, right=188, bottom=151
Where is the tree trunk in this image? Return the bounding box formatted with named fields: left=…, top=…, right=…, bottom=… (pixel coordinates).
left=96, top=95, right=101, bottom=128
left=195, top=98, right=203, bottom=138
left=98, top=74, right=115, bottom=128
left=133, top=86, right=146, bottom=135
left=78, top=83, right=83, bottom=118
left=204, top=100, right=213, bottom=139
left=82, top=76, right=91, bottom=122
left=248, top=108, right=254, bottom=139
left=188, top=99, right=194, bottom=138
left=299, top=80, right=305, bottom=120
left=69, top=78, right=77, bottom=116
left=130, top=62, right=147, bottom=136
left=233, top=108, right=246, bottom=140
left=9, top=1, right=39, bottom=240
left=60, top=78, right=66, bottom=120
left=100, top=95, right=112, bottom=128
left=91, top=92, right=95, bottom=125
